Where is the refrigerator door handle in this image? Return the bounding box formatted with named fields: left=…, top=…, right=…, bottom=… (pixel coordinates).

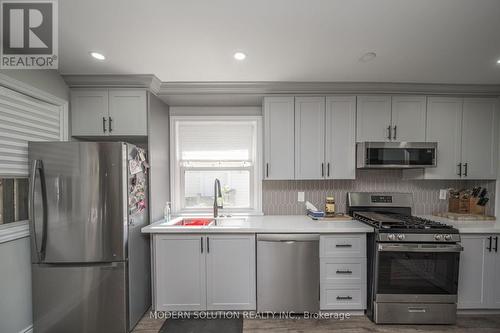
left=29, top=159, right=48, bottom=261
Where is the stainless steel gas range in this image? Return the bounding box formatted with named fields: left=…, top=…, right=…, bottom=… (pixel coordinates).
left=347, top=192, right=462, bottom=325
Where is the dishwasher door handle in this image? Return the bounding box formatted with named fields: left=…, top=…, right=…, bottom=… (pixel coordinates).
left=257, top=234, right=320, bottom=242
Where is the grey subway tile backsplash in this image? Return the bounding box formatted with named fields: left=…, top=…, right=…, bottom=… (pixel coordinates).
left=262, top=170, right=495, bottom=216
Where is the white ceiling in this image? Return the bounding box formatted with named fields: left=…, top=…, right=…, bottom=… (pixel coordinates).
left=59, top=0, right=500, bottom=84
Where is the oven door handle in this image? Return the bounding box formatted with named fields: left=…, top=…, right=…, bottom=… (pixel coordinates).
left=378, top=243, right=463, bottom=253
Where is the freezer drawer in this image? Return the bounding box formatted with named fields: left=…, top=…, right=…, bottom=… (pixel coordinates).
left=257, top=234, right=319, bottom=313
left=32, top=262, right=127, bottom=333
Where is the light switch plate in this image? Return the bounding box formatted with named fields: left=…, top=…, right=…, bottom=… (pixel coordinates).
left=439, top=189, right=448, bottom=200
left=298, top=192, right=305, bottom=202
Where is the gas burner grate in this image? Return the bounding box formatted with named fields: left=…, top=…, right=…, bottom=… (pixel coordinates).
left=353, top=212, right=455, bottom=231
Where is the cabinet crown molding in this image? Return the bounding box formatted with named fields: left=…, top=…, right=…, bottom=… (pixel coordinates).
left=62, top=74, right=161, bottom=95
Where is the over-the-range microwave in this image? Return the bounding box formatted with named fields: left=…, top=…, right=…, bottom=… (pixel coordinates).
left=356, top=142, right=437, bottom=169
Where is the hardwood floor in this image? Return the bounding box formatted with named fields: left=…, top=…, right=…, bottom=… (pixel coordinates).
left=132, top=312, right=500, bottom=333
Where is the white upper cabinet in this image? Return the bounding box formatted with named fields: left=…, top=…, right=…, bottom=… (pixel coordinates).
left=108, top=90, right=147, bottom=136
left=407, top=97, right=498, bottom=180
left=263, top=97, right=295, bottom=180
left=70, top=89, right=148, bottom=137
left=71, top=90, right=109, bottom=136
left=356, top=96, right=392, bottom=142
left=391, top=96, right=426, bottom=142
left=325, top=96, right=356, bottom=179
left=205, top=235, right=256, bottom=311
left=425, top=97, right=463, bottom=179
left=295, top=97, right=326, bottom=179
left=461, top=98, right=498, bottom=180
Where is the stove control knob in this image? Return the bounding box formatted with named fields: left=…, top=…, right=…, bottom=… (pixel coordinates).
left=397, top=234, right=405, bottom=241
left=444, top=234, right=452, bottom=241
left=434, top=234, right=443, bottom=241
left=388, top=234, right=396, bottom=241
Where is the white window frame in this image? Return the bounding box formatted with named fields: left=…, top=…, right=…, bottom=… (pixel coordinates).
left=170, top=115, right=263, bottom=216
left=0, top=73, right=68, bottom=243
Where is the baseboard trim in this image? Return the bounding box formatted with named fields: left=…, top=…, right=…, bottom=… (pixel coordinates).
left=19, top=324, right=33, bottom=333
left=458, top=309, right=500, bottom=315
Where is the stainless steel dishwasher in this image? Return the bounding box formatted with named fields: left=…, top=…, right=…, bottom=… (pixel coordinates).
left=257, top=234, right=320, bottom=313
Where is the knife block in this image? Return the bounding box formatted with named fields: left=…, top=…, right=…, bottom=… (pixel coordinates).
left=469, top=198, right=486, bottom=215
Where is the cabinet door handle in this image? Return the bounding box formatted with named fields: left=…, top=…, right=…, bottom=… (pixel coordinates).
left=487, top=236, right=492, bottom=252
left=108, top=117, right=113, bottom=132
left=201, top=237, right=203, bottom=253
left=393, top=126, right=397, bottom=140
left=336, top=296, right=353, bottom=300
left=336, top=270, right=353, bottom=274
left=494, top=237, right=498, bottom=253
left=336, top=244, right=352, bottom=248
left=321, top=163, right=324, bottom=177
left=463, top=163, right=468, bottom=177
left=266, top=163, right=269, bottom=178
left=387, top=125, right=392, bottom=140
left=327, top=163, right=330, bottom=178
left=102, top=117, right=107, bottom=133
left=207, top=237, right=210, bottom=253
left=457, top=163, right=462, bottom=177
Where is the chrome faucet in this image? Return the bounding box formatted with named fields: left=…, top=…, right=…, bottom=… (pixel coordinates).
left=213, top=178, right=223, bottom=218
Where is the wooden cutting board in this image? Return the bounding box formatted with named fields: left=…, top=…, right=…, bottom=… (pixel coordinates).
left=311, top=214, right=353, bottom=221
left=433, top=212, right=496, bottom=221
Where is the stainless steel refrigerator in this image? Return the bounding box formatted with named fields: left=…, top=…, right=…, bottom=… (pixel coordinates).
left=28, top=142, right=151, bottom=333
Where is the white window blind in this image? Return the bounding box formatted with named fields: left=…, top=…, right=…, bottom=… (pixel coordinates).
left=177, top=121, right=255, bottom=161
left=172, top=117, right=262, bottom=214
left=0, top=87, right=63, bottom=176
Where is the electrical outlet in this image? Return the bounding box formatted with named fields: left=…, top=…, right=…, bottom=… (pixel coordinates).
left=439, top=189, right=448, bottom=200
left=298, top=192, right=305, bottom=202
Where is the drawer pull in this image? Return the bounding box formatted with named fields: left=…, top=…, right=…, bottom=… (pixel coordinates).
left=408, top=307, right=427, bottom=313
left=336, top=269, right=353, bottom=274
left=336, top=244, right=352, bottom=248
left=336, top=296, right=353, bottom=300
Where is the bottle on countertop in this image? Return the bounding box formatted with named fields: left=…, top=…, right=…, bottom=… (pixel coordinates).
left=164, top=202, right=171, bottom=223
left=325, top=196, right=336, bottom=217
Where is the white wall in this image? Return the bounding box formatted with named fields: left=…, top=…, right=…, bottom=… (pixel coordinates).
left=0, top=238, right=32, bottom=333
left=148, top=93, right=170, bottom=223
left=497, top=97, right=500, bottom=215
left=0, top=69, right=68, bottom=333
left=169, top=106, right=261, bottom=117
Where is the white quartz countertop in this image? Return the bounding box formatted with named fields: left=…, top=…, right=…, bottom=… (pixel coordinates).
left=421, top=215, right=500, bottom=234
left=141, top=215, right=374, bottom=234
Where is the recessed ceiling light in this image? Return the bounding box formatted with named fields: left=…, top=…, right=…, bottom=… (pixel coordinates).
left=234, top=52, right=246, bottom=60
left=90, top=52, right=106, bottom=61
left=497, top=59, right=500, bottom=64
left=360, top=52, right=377, bottom=62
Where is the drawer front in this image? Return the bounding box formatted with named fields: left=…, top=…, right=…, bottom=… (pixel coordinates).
left=320, top=284, right=366, bottom=310
left=320, top=234, right=366, bottom=258
left=321, top=258, right=366, bottom=284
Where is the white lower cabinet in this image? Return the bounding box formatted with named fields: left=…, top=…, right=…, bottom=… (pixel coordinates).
left=458, top=234, right=500, bottom=309
left=206, top=235, right=256, bottom=310
left=153, top=234, right=256, bottom=311
left=319, top=234, right=367, bottom=310
left=154, top=235, right=206, bottom=311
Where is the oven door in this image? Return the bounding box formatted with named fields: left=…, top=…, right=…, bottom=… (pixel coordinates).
left=375, top=243, right=462, bottom=303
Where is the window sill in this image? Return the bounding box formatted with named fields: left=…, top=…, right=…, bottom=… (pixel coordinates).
left=0, top=220, right=30, bottom=244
